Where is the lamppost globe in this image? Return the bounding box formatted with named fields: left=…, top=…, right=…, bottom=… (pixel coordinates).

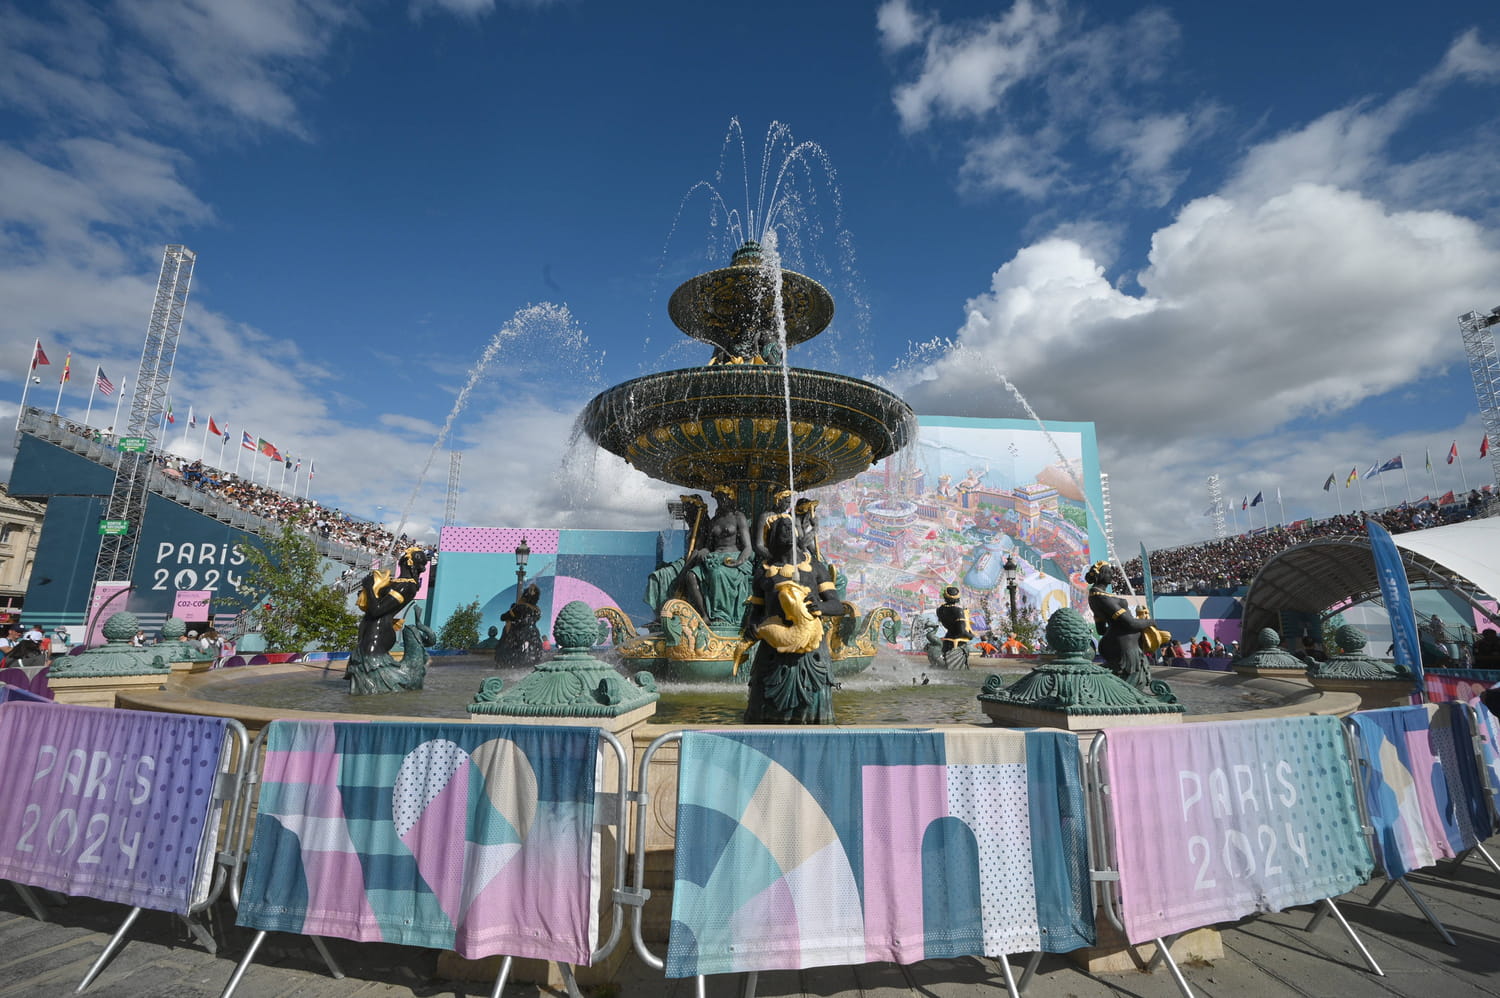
left=514, top=536, right=531, bottom=589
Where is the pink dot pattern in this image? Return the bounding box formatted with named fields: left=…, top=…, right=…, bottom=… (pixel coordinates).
left=440, top=527, right=559, bottom=555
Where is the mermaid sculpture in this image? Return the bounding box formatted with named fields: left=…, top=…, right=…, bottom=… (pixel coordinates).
left=744, top=514, right=845, bottom=723
left=495, top=582, right=545, bottom=668
left=929, top=584, right=974, bottom=670
left=348, top=546, right=432, bottom=695
left=678, top=485, right=755, bottom=632
left=1085, top=560, right=1156, bottom=691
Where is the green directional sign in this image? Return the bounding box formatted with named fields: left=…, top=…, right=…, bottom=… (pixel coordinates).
left=98, top=519, right=130, bottom=536
left=118, top=437, right=150, bottom=453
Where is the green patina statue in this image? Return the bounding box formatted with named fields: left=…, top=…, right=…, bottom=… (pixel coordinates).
left=49, top=611, right=169, bottom=678
left=348, top=546, right=432, bottom=694
left=1233, top=627, right=1305, bottom=669
left=1310, top=624, right=1409, bottom=680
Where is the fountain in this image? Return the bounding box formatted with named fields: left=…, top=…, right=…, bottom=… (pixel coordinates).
left=582, top=239, right=915, bottom=709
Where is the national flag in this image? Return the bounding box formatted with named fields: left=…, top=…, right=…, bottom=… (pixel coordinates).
left=1425, top=449, right=1432, bottom=474
left=209, top=416, right=223, bottom=437
left=284, top=454, right=292, bottom=470
left=1241, top=496, right=1248, bottom=510
left=58, top=353, right=71, bottom=384
left=165, top=398, right=175, bottom=424
left=258, top=438, right=282, bottom=462
left=241, top=431, right=255, bottom=451
left=30, top=341, right=49, bottom=369
left=308, top=460, right=315, bottom=480
left=1323, top=473, right=1336, bottom=492
left=95, top=367, right=114, bottom=396
left=1448, top=441, right=1458, bottom=465
left=1363, top=463, right=1378, bottom=479
left=294, top=456, right=302, bottom=472
left=1483, top=435, right=1491, bottom=459
left=1250, top=491, right=1264, bottom=507
left=187, top=407, right=196, bottom=428
left=1345, top=467, right=1358, bottom=487
left=1440, top=490, right=1455, bottom=504
left=1377, top=455, right=1403, bottom=473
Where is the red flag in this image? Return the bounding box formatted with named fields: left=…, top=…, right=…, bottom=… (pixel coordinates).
left=209, top=417, right=223, bottom=436
left=31, top=341, right=49, bottom=369
left=1448, top=441, right=1458, bottom=465
left=258, top=438, right=282, bottom=462
left=1440, top=490, right=1455, bottom=504
left=59, top=353, right=71, bottom=383
left=1483, top=435, right=1491, bottom=459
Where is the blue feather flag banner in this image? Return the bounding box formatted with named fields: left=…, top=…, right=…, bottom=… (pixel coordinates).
left=666, top=728, right=1093, bottom=978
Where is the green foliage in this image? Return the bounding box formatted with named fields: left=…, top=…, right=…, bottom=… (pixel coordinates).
left=438, top=598, right=484, bottom=650
left=1061, top=505, right=1087, bottom=531
left=232, top=523, right=359, bottom=653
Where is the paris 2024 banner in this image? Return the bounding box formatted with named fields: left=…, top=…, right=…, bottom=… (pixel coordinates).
left=810, top=415, right=1107, bottom=645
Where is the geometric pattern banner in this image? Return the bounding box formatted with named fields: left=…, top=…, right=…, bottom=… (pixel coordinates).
left=667, top=728, right=1094, bottom=978
left=1104, top=715, right=1372, bottom=944
left=237, top=720, right=599, bottom=963
left=1345, top=706, right=1457, bottom=880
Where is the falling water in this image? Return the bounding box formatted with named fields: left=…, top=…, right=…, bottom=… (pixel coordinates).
left=389, top=303, right=589, bottom=548
left=886, top=339, right=1133, bottom=594
left=759, top=231, right=799, bottom=522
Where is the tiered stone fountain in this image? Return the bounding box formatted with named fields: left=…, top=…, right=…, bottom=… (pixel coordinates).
left=581, top=241, right=915, bottom=715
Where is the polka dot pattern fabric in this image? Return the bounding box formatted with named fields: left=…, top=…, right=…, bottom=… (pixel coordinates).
left=440, top=527, right=558, bottom=555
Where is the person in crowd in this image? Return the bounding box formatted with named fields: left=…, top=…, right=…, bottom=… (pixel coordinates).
left=1475, top=629, right=1500, bottom=669
left=1000, top=633, right=1028, bottom=656
left=51, top=626, right=71, bottom=659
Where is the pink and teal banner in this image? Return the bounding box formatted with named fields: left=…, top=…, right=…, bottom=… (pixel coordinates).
left=1424, top=669, right=1500, bottom=704
left=0, top=702, right=228, bottom=914
left=1345, top=706, right=1458, bottom=879
left=237, top=720, right=600, bottom=963
left=666, top=728, right=1094, bottom=978
left=1104, top=716, right=1371, bottom=944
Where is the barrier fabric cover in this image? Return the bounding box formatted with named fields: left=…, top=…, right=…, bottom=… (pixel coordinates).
left=1424, top=669, right=1500, bottom=704
left=1105, top=715, right=1371, bottom=944
left=237, top=721, right=599, bottom=962
left=666, top=728, right=1093, bottom=978
left=1425, top=702, right=1493, bottom=846
left=1345, top=706, right=1458, bottom=879
left=0, top=701, right=228, bottom=914
left=1470, top=699, right=1500, bottom=818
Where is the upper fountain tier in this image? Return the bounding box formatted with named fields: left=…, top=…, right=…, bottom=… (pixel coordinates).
left=580, top=241, right=915, bottom=517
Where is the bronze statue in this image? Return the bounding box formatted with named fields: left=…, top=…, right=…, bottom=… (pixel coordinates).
left=752, top=488, right=794, bottom=562
left=744, top=513, right=845, bottom=723
left=495, top=582, right=544, bottom=668
left=348, top=546, right=431, bottom=695
left=928, top=585, right=974, bottom=669
left=678, top=485, right=755, bottom=631
left=1085, top=560, right=1155, bottom=690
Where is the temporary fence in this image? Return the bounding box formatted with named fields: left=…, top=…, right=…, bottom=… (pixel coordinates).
left=224, top=719, right=630, bottom=998
left=1424, top=668, right=1500, bottom=704
left=0, top=700, right=249, bottom=992
left=629, top=727, right=1096, bottom=998
left=1087, top=715, right=1380, bottom=998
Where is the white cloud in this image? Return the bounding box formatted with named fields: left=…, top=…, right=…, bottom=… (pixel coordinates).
left=875, top=0, right=928, bottom=53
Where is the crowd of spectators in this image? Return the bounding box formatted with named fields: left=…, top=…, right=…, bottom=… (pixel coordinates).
left=46, top=416, right=406, bottom=560
left=1124, top=492, right=1492, bottom=594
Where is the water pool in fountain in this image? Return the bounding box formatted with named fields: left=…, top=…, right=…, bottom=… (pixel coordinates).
left=186, top=654, right=1286, bottom=725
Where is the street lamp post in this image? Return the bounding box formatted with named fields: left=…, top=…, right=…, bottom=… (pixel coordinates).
left=1003, top=553, right=1019, bottom=625
left=514, top=536, right=530, bottom=591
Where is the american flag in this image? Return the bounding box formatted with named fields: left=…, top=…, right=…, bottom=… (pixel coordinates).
left=96, top=367, right=114, bottom=396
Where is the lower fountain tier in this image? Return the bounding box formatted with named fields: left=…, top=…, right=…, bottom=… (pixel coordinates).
left=579, top=366, right=915, bottom=502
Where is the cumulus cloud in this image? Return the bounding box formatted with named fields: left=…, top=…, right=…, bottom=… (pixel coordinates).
left=882, top=1, right=1208, bottom=209
left=894, top=30, right=1500, bottom=551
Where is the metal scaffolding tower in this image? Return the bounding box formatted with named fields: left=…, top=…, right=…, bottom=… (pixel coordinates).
left=93, top=245, right=196, bottom=586
left=1206, top=474, right=1228, bottom=540
left=1099, top=471, right=1116, bottom=560
left=444, top=450, right=463, bottom=527
left=1461, top=306, right=1500, bottom=493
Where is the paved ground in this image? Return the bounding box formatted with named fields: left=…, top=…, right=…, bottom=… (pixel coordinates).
left=4, top=842, right=1500, bottom=998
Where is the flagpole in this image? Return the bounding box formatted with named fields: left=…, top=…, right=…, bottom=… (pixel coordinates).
left=1400, top=463, right=1411, bottom=503
left=1378, top=469, right=1389, bottom=508
left=1334, top=480, right=1343, bottom=515
left=200, top=417, right=210, bottom=458
left=1355, top=472, right=1366, bottom=511
left=1458, top=447, right=1470, bottom=493
left=53, top=355, right=68, bottom=413
left=234, top=437, right=244, bottom=477
left=16, top=339, right=39, bottom=429
left=1277, top=487, right=1285, bottom=526
left=218, top=432, right=227, bottom=470
left=1429, top=454, right=1438, bottom=499
left=82, top=368, right=99, bottom=427
left=110, top=376, right=127, bottom=435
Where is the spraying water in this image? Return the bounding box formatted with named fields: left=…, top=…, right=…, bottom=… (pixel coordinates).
left=759, top=232, right=799, bottom=522
left=389, top=303, right=589, bottom=548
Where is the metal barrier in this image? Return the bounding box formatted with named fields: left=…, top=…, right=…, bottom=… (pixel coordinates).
left=221, top=723, right=630, bottom=998
left=1085, top=727, right=1382, bottom=998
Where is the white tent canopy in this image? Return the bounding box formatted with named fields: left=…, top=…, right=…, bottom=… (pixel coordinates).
left=1240, top=517, right=1500, bottom=638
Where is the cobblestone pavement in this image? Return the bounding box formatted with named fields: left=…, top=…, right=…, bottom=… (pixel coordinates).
left=3, top=845, right=1500, bottom=998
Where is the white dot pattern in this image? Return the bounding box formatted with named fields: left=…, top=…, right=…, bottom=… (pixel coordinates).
left=393, top=739, right=469, bottom=839
left=439, top=527, right=559, bottom=555
left=946, top=763, right=1038, bottom=954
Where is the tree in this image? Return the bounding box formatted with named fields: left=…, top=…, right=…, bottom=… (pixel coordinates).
left=233, top=522, right=359, bottom=653
left=438, top=598, right=483, bottom=651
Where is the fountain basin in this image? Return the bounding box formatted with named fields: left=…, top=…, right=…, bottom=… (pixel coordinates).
left=579, top=366, right=915, bottom=504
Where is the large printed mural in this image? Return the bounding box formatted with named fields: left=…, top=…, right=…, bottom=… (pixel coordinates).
left=812, top=416, right=1107, bottom=643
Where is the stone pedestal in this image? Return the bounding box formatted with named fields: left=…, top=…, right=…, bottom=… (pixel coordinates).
left=1233, top=663, right=1308, bottom=680
left=1072, top=911, right=1223, bottom=973
left=49, top=672, right=168, bottom=708
left=1307, top=675, right=1416, bottom=709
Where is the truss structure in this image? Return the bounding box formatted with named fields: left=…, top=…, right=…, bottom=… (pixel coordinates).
left=444, top=450, right=463, bottom=527
left=1206, top=474, right=1228, bottom=540
left=1099, top=471, right=1116, bottom=561
left=93, top=245, right=196, bottom=585
left=1461, top=306, right=1500, bottom=497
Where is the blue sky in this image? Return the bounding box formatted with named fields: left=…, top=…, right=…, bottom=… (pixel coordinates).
left=2, top=0, right=1498, bottom=557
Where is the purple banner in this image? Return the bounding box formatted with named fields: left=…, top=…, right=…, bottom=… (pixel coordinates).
left=0, top=702, right=228, bottom=914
